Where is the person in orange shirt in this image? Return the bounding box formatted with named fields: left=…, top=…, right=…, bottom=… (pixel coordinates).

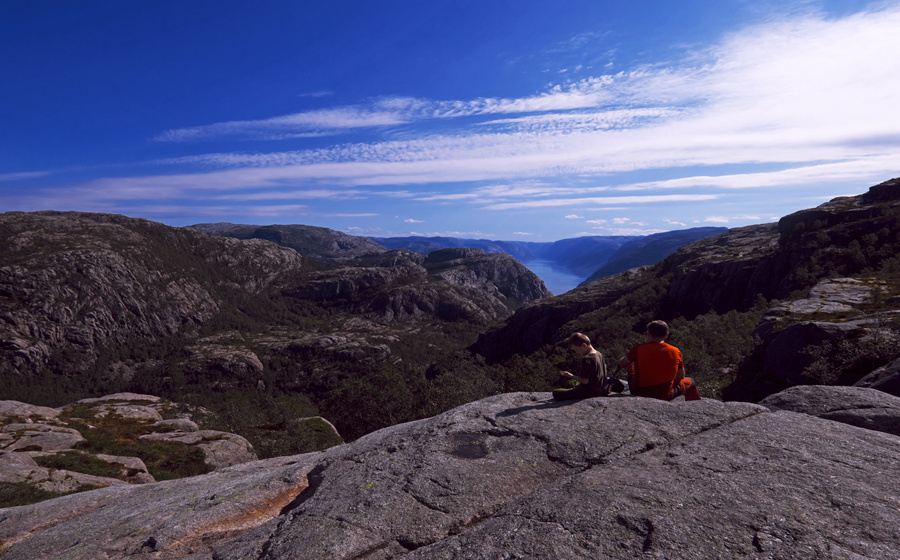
left=618, top=320, right=700, bottom=401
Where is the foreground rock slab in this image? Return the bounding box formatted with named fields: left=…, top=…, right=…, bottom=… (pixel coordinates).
left=1, top=390, right=899, bottom=559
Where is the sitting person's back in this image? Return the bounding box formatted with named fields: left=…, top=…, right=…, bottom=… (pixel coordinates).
left=618, top=320, right=700, bottom=401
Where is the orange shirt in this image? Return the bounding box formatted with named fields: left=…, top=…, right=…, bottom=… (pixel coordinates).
left=626, top=341, right=683, bottom=391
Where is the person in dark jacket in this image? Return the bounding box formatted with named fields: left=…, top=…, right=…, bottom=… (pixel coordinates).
left=552, top=332, right=608, bottom=401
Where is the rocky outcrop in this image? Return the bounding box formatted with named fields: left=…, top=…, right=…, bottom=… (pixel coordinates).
left=424, top=247, right=548, bottom=303
left=660, top=223, right=786, bottom=315
left=760, top=385, right=900, bottom=437
left=183, top=332, right=266, bottom=382
left=292, top=248, right=549, bottom=325
left=0, top=393, right=258, bottom=502
left=1, top=389, right=898, bottom=559
left=0, top=211, right=305, bottom=378
left=726, top=276, right=900, bottom=400
left=139, top=430, right=255, bottom=470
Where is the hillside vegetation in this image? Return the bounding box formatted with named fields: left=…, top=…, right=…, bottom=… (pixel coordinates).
left=3, top=178, right=900, bottom=453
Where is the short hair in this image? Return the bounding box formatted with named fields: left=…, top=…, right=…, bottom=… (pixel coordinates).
left=646, top=320, right=669, bottom=338
left=567, top=332, right=591, bottom=347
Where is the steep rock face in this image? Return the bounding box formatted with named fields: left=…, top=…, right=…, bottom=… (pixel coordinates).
left=1, top=389, right=898, bottom=560
left=660, top=223, right=786, bottom=315
left=729, top=276, right=900, bottom=400
left=0, top=212, right=305, bottom=377
left=292, top=248, right=549, bottom=325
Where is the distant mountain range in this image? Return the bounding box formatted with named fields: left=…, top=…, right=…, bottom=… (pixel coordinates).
left=371, top=227, right=727, bottom=288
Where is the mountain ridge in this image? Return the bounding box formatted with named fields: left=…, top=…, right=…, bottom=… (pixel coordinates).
left=373, top=227, right=726, bottom=290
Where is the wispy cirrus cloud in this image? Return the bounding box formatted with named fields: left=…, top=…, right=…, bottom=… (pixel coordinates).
left=484, top=194, right=720, bottom=211
left=14, top=5, right=900, bottom=229
left=153, top=71, right=683, bottom=144
left=148, top=1, right=900, bottom=198
left=154, top=104, right=417, bottom=142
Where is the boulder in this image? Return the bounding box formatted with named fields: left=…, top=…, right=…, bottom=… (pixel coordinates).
left=75, top=393, right=162, bottom=405
left=2, top=390, right=899, bottom=559
left=0, top=423, right=85, bottom=452
left=94, top=454, right=155, bottom=484
left=0, top=450, right=128, bottom=493
left=0, top=401, right=60, bottom=423
left=760, top=385, right=900, bottom=437
left=184, top=334, right=265, bottom=379
left=195, top=431, right=257, bottom=470
left=139, top=430, right=256, bottom=470
left=152, top=418, right=200, bottom=432
left=32, top=468, right=128, bottom=494
left=0, top=450, right=44, bottom=483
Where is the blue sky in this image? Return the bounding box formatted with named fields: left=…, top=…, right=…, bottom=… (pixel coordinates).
left=3, top=0, right=899, bottom=241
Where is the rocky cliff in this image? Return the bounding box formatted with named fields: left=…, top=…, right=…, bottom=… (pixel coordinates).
left=1, top=387, right=898, bottom=559
left=0, top=211, right=306, bottom=379
left=1, top=212, right=548, bottom=395
left=291, top=247, right=548, bottom=325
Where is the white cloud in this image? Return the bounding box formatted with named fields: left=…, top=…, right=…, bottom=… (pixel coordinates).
left=0, top=171, right=52, bottom=182
left=705, top=216, right=731, bottom=223
left=145, top=2, right=900, bottom=192
left=155, top=103, right=418, bottom=142
left=484, top=195, right=719, bottom=211
left=404, top=218, right=424, bottom=223
left=25, top=5, right=900, bottom=225
left=565, top=214, right=584, bottom=219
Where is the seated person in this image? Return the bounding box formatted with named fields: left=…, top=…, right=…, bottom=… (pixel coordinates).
left=618, top=320, right=700, bottom=401
left=552, top=333, right=608, bottom=401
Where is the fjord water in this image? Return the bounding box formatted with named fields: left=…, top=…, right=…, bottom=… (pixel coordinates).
left=522, top=259, right=584, bottom=295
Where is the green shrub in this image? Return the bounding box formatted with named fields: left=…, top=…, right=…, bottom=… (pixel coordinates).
left=59, top=409, right=211, bottom=481
left=32, top=451, right=124, bottom=479
left=0, top=482, right=100, bottom=508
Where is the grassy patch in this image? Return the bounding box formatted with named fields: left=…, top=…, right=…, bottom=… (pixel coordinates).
left=0, top=482, right=101, bottom=508
left=59, top=406, right=211, bottom=481
left=32, top=451, right=124, bottom=479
